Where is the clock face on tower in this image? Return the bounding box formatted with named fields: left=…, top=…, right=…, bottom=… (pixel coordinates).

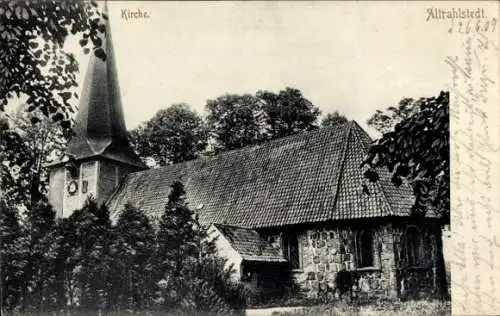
left=67, top=180, right=78, bottom=195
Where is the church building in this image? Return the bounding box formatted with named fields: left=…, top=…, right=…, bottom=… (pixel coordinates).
left=48, top=6, right=446, bottom=301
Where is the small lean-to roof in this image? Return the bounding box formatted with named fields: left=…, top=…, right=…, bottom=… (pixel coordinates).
left=106, top=121, right=416, bottom=228
left=213, top=224, right=286, bottom=263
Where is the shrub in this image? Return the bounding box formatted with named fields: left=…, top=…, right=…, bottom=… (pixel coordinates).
left=153, top=181, right=246, bottom=315
left=334, top=269, right=357, bottom=300
left=193, top=255, right=246, bottom=314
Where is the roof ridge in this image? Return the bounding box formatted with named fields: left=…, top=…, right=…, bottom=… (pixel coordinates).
left=212, top=223, right=253, bottom=230
left=328, top=121, right=353, bottom=220
left=350, top=122, right=395, bottom=216
left=129, top=122, right=353, bottom=177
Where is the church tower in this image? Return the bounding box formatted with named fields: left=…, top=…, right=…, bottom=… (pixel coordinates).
left=48, top=3, right=146, bottom=217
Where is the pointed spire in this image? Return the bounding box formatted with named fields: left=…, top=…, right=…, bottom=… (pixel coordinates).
left=65, top=2, right=146, bottom=169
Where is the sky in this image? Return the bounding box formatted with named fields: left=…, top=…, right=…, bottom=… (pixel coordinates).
left=62, top=1, right=470, bottom=137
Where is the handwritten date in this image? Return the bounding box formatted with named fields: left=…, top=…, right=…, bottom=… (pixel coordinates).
left=448, top=18, right=497, bottom=34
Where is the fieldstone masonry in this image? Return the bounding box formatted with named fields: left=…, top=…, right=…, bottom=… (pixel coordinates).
left=272, top=221, right=442, bottom=300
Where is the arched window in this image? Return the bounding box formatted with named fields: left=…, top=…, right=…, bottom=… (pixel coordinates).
left=405, top=226, right=423, bottom=266
left=355, top=229, right=374, bottom=268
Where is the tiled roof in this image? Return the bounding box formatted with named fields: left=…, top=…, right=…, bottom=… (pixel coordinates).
left=64, top=5, right=145, bottom=169
left=106, top=121, right=416, bottom=228
left=213, top=224, right=286, bottom=263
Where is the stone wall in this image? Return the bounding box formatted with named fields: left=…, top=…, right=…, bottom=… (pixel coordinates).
left=290, top=222, right=397, bottom=300
left=258, top=220, right=444, bottom=301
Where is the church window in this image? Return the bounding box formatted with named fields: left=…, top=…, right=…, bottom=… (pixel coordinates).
left=404, top=226, right=423, bottom=266
left=355, top=229, right=374, bottom=268
left=82, top=180, right=88, bottom=193
left=80, top=162, right=96, bottom=196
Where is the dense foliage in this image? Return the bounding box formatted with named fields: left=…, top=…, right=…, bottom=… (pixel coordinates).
left=0, top=0, right=106, bottom=130
left=0, top=106, right=66, bottom=209
left=1, top=0, right=105, bottom=210
left=321, top=111, right=348, bottom=127
left=367, top=97, right=420, bottom=134
left=205, top=87, right=321, bottom=153
left=0, top=182, right=246, bottom=315
left=206, top=93, right=265, bottom=152
left=363, top=91, right=450, bottom=223
left=0, top=199, right=25, bottom=310
left=129, top=103, right=208, bottom=167
left=256, top=88, right=320, bottom=140
left=131, top=87, right=323, bottom=161
left=155, top=181, right=245, bottom=315
left=113, top=203, right=156, bottom=311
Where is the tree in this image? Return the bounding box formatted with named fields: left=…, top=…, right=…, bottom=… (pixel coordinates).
left=58, top=198, right=116, bottom=313
left=21, top=202, right=63, bottom=313
left=1, top=0, right=107, bottom=131
left=321, top=111, right=348, bottom=127
left=362, top=91, right=449, bottom=300
left=154, top=181, right=245, bottom=315
left=367, top=98, right=420, bottom=134
left=113, top=203, right=156, bottom=312
left=155, top=181, right=200, bottom=307
left=363, top=91, right=449, bottom=221
left=0, top=115, right=32, bottom=207
left=130, top=103, right=208, bottom=167
left=189, top=254, right=246, bottom=315
left=0, top=200, right=27, bottom=313
left=206, top=94, right=264, bottom=152
left=0, top=105, right=66, bottom=209
left=1, top=201, right=63, bottom=314
left=206, top=88, right=320, bottom=153
left=257, top=87, right=320, bottom=139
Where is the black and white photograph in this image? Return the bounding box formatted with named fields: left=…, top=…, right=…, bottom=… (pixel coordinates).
left=1, top=1, right=498, bottom=315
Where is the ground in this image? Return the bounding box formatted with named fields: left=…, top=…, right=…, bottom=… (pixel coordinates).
left=246, top=300, right=451, bottom=316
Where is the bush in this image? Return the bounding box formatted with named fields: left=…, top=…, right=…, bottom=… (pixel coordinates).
left=241, top=282, right=266, bottom=307
left=0, top=187, right=247, bottom=316
left=152, top=256, right=246, bottom=316
left=153, top=181, right=246, bottom=315
left=194, top=255, right=247, bottom=314
left=334, top=269, right=356, bottom=299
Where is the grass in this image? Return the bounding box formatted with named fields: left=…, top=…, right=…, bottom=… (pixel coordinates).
left=271, top=299, right=451, bottom=316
